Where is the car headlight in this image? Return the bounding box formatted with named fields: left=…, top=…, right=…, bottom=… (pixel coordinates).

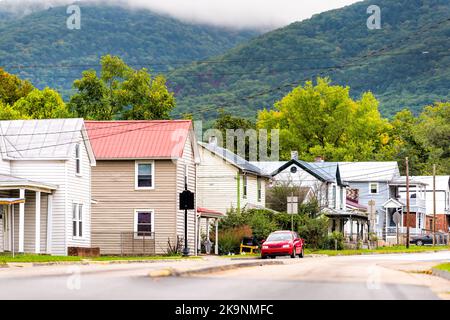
left=262, top=245, right=269, bottom=249
left=282, top=244, right=290, bottom=248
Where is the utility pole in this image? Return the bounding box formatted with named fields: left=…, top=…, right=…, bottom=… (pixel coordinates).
left=406, top=157, right=410, bottom=249
left=433, top=164, right=436, bottom=246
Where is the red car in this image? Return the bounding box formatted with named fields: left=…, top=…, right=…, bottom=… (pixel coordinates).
left=261, top=231, right=304, bottom=259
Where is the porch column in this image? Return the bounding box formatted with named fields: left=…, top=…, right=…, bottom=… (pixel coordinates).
left=35, top=191, right=41, bottom=254
left=206, top=218, right=210, bottom=242
left=197, top=216, right=201, bottom=253
left=349, top=215, right=353, bottom=241
left=46, top=194, right=53, bottom=254
left=18, top=188, right=25, bottom=253
left=214, top=219, right=219, bottom=255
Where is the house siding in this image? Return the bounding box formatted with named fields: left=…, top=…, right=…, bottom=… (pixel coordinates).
left=10, top=160, right=67, bottom=255
left=198, top=147, right=239, bottom=214
left=91, top=160, right=178, bottom=255
left=66, top=134, right=92, bottom=249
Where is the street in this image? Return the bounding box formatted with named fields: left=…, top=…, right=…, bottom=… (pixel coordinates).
left=0, top=252, right=449, bottom=300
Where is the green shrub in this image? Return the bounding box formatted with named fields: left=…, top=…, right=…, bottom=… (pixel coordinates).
left=323, top=231, right=345, bottom=250
left=246, top=211, right=278, bottom=241
left=297, top=214, right=329, bottom=249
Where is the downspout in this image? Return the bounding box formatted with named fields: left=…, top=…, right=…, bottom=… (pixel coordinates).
left=237, top=171, right=241, bottom=214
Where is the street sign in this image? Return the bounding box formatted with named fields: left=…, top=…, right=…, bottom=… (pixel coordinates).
left=179, top=190, right=195, bottom=210
left=287, top=196, right=298, bottom=214
left=393, top=211, right=401, bottom=225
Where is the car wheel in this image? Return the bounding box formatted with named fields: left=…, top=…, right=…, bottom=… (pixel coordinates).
left=417, top=240, right=423, bottom=246
left=299, top=248, right=304, bottom=258
left=291, top=248, right=296, bottom=258
left=261, top=255, right=267, bottom=259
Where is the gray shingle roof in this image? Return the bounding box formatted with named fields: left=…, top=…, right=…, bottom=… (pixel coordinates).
left=199, top=142, right=265, bottom=176
left=0, top=118, right=84, bottom=160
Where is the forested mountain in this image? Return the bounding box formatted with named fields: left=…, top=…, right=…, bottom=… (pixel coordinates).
left=169, top=0, right=450, bottom=119
left=0, top=4, right=258, bottom=95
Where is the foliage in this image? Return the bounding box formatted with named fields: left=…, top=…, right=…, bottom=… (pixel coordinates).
left=391, top=103, right=450, bottom=175
left=69, top=55, right=175, bottom=120
left=13, top=87, right=72, bottom=119
left=297, top=215, right=329, bottom=249
left=218, top=225, right=253, bottom=255
left=265, top=181, right=310, bottom=213
left=165, top=236, right=184, bottom=256
left=257, top=77, right=394, bottom=161
left=0, top=4, right=257, bottom=97
left=0, top=67, right=34, bottom=106
left=169, top=0, right=450, bottom=119
left=322, top=231, right=345, bottom=250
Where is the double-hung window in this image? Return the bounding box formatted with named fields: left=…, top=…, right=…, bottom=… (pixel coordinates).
left=75, top=143, right=81, bottom=175
left=72, top=203, right=83, bottom=238
left=243, top=175, right=248, bottom=198
left=257, top=177, right=262, bottom=202
left=134, top=210, right=154, bottom=237
left=369, top=182, right=379, bottom=194
left=135, top=161, right=154, bottom=189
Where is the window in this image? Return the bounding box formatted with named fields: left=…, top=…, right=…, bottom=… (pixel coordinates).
left=135, top=161, right=154, bottom=189
left=257, top=177, right=262, bottom=202
left=75, top=143, right=81, bottom=175
left=72, top=203, right=83, bottom=238
left=369, top=183, right=379, bottom=194
left=134, top=210, right=154, bottom=237
left=243, top=175, right=247, bottom=198
left=332, top=185, right=337, bottom=209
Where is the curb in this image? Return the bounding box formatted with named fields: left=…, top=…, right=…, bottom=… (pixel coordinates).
left=148, top=260, right=285, bottom=278
left=431, top=268, right=450, bottom=281
left=1, top=258, right=201, bottom=268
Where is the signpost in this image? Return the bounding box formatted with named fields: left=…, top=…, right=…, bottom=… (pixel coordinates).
left=179, top=188, right=195, bottom=256
left=393, top=211, right=401, bottom=245
left=287, top=195, right=298, bottom=231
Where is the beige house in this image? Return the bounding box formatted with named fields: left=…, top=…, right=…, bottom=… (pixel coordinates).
left=197, top=140, right=269, bottom=215
left=85, top=120, right=200, bottom=255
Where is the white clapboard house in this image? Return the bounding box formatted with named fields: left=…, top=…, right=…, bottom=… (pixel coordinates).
left=0, top=119, right=95, bottom=256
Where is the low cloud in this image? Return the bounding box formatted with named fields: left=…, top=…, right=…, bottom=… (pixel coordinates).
left=0, top=0, right=360, bottom=30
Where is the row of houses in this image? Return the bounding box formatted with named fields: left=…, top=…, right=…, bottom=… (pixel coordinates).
left=0, top=119, right=448, bottom=256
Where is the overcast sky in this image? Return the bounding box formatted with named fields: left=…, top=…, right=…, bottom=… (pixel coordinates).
left=0, top=0, right=362, bottom=30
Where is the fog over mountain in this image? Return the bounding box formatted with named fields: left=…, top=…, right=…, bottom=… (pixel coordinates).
left=0, top=0, right=361, bottom=30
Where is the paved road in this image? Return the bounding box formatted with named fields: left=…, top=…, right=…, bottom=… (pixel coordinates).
left=0, top=252, right=449, bottom=300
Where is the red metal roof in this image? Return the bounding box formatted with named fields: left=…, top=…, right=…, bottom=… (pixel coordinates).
left=85, top=120, right=192, bottom=160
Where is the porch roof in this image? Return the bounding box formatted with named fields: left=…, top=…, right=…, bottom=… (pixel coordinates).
left=0, top=174, right=57, bottom=193
left=0, top=198, right=25, bottom=205
left=321, top=207, right=368, bottom=220
left=197, top=207, right=225, bottom=219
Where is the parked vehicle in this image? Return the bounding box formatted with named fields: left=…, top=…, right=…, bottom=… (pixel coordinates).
left=410, top=234, right=433, bottom=246
left=261, top=231, right=304, bottom=259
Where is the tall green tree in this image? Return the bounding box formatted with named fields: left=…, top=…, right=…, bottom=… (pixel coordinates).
left=69, top=55, right=175, bottom=120
left=13, top=88, right=72, bottom=119
left=0, top=68, right=34, bottom=106
left=257, top=78, right=393, bottom=161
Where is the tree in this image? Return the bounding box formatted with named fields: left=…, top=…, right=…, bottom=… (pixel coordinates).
left=0, top=101, right=28, bottom=120
left=257, top=77, right=393, bottom=161
left=13, top=88, right=72, bottom=119
left=69, top=55, right=175, bottom=120
left=0, top=68, right=34, bottom=106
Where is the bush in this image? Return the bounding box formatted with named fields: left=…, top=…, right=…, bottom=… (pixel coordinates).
left=218, top=225, right=252, bottom=254
left=297, top=215, right=329, bottom=249
left=246, top=211, right=278, bottom=241
left=323, top=231, right=345, bottom=250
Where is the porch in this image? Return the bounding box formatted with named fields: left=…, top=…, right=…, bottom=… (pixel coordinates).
left=196, top=207, right=225, bottom=255
left=0, top=175, right=57, bottom=255
left=324, top=208, right=370, bottom=242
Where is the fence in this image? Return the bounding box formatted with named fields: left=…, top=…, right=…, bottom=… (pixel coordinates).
left=91, top=232, right=156, bottom=256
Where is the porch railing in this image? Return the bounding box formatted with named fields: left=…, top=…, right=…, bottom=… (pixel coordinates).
left=91, top=231, right=156, bottom=256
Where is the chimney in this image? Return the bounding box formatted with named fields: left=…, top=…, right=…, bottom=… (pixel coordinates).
left=314, top=156, right=324, bottom=163
left=291, top=151, right=298, bottom=160
left=208, top=136, right=218, bottom=146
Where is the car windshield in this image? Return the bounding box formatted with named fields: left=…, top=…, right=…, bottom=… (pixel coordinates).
left=266, top=233, right=293, bottom=242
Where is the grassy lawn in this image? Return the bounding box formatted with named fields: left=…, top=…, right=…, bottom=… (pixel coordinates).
left=306, top=245, right=450, bottom=256
left=0, top=253, right=82, bottom=263
left=434, top=263, right=450, bottom=272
